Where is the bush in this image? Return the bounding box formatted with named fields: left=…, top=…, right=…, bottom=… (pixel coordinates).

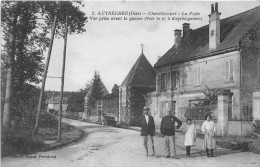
left=1, top=112, right=58, bottom=157
left=252, top=119, right=260, bottom=134
left=248, top=140, right=260, bottom=154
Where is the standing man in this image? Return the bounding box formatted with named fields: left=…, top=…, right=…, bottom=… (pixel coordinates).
left=138, top=107, right=155, bottom=157
left=160, top=110, right=182, bottom=158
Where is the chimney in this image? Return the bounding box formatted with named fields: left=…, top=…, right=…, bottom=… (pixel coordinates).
left=174, top=29, right=182, bottom=46
left=208, top=2, right=221, bottom=50
left=182, top=23, right=190, bottom=38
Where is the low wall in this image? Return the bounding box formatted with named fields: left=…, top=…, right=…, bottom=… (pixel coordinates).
left=228, top=121, right=253, bottom=136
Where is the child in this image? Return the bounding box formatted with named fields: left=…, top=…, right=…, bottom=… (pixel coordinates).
left=184, top=118, right=196, bottom=158
left=201, top=114, right=216, bottom=157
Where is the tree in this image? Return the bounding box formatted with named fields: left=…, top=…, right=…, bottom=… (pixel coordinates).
left=111, top=84, right=119, bottom=98
left=195, top=85, right=220, bottom=106
left=1, top=1, right=88, bottom=131
left=88, top=71, right=105, bottom=108
left=67, top=90, right=87, bottom=113
left=1, top=1, right=19, bottom=128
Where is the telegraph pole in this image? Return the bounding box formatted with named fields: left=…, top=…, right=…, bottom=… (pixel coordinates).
left=58, top=14, right=68, bottom=141
left=34, top=3, right=59, bottom=134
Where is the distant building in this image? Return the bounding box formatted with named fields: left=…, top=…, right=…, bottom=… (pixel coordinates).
left=47, top=96, right=68, bottom=114
left=119, top=48, right=156, bottom=126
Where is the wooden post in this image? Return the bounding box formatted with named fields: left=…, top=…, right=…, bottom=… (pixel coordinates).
left=58, top=14, right=68, bottom=141
left=34, top=6, right=58, bottom=134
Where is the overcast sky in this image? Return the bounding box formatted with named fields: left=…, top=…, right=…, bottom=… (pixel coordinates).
left=44, top=1, right=260, bottom=93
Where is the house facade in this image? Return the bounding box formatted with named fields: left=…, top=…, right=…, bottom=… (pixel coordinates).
left=47, top=96, right=68, bottom=114
left=147, top=4, right=260, bottom=135
left=119, top=50, right=156, bottom=126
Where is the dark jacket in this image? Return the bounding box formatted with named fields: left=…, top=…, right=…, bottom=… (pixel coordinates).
left=138, top=115, right=155, bottom=136
left=160, top=115, right=182, bottom=136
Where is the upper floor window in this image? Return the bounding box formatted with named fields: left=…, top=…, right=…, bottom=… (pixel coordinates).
left=225, top=60, right=234, bottom=83
left=160, top=73, right=169, bottom=91
left=172, top=71, right=179, bottom=89
left=159, top=71, right=179, bottom=91
left=194, top=66, right=201, bottom=86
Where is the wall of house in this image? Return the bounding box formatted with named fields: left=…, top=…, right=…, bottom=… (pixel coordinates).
left=119, top=86, right=155, bottom=126
left=119, top=86, right=131, bottom=125
left=150, top=50, right=244, bottom=128
left=240, top=25, right=260, bottom=104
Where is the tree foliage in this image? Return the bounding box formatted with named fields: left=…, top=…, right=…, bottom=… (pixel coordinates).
left=87, top=71, right=105, bottom=108
left=111, top=84, right=119, bottom=98
left=195, top=85, right=220, bottom=106
left=1, top=1, right=87, bottom=121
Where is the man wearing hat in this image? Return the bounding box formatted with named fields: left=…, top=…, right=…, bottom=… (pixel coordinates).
left=138, top=106, right=155, bottom=157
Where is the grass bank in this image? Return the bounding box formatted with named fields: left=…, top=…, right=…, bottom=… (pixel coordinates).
left=1, top=112, right=83, bottom=157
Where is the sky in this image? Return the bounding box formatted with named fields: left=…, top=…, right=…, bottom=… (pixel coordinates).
left=44, top=1, right=260, bottom=93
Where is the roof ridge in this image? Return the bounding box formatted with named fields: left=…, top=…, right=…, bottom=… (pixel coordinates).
left=128, top=54, right=145, bottom=85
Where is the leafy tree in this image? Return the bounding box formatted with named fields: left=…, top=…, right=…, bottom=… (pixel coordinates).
left=67, top=91, right=85, bottom=113
left=1, top=1, right=87, bottom=129
left=195, top=85, right=220, bottom=106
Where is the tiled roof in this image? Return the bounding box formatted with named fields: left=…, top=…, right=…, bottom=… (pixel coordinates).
left=121, top=53, right=156, bottom=87
left=154, top=6, right=260, bottom=68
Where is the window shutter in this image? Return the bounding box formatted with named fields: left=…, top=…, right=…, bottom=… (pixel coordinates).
left=194, top=67, right=197, bottom=85
left=158, top=75, right=161, bottom=90
left=230, top=60, right=234, bottom=82
left=225, top=60, right=229, bottom=82
left=258, top=59, right=260, bottom=84
left=198, top=67, right=201, bottom=85
left=172, top=71, right=176, bottom=88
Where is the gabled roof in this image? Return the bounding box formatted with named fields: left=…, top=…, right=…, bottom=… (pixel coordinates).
left=121, top=53, right=156, bottom=87
left=154, top=6, right=260, bottom=68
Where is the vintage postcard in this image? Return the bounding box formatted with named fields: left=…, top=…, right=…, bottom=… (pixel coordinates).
left=1, top=1, right=260, bottom=167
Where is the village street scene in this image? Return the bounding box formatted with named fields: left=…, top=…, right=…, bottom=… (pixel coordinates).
left=1, top=1, right=260, bottom=167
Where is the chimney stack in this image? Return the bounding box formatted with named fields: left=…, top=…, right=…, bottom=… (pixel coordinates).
left=182, top=23, right=190, bottom=38
left=174, top=29, right=182, bottom=46
left=208, top=2, right=221, bottom=50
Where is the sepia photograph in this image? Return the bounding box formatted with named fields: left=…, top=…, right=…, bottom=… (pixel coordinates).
left=1, top=0, right=260, bottom=166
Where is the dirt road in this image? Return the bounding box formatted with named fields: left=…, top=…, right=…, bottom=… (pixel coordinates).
left=2, top=118, right=260, bottom=167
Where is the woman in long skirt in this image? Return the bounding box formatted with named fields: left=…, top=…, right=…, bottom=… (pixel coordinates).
left=201, top=114, right=216, bottom=157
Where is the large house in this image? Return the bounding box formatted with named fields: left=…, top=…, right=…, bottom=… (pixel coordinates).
left=147, top=3, right=260, bottom=135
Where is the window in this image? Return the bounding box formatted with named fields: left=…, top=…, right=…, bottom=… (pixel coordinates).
left=225, top=60, right=235, bottom=83
left=160, top=72, right=170, bottom=91
left=171, top=71, right=179, bottom=89
left=194, top=66, right=201, bottom=86
left=160, top=73, right=166, bottom=91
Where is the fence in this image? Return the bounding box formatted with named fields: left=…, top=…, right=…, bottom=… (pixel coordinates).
left=228, top=103, right=253, bottom=121
left=178, top=105, right=217, bottom=121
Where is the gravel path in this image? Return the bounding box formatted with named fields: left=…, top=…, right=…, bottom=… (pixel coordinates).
left=2, top=118, right=260, bottom=167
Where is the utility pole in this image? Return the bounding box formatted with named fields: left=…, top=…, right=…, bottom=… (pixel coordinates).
left=58, top=14, right=68, bottom=141
left=170, top=51, right=176, bottom=156
left=34, top=4, right=58, bottom=134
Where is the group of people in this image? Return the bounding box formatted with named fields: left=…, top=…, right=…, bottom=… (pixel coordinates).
left=138, top=107, right=216, bottom=158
